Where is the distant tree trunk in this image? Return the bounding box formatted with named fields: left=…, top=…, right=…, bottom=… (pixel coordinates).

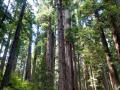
left=0, top=0, right=26, bottom=88
left=77, top=53, right=81, bottom=90
left=0, top=41, right=4, bottom=58
left=32, top=25, right=40, bottom=75
left=95, top=13, right=120, bottom=90
left=92, top=69, right=97, bottom=90
left=25, top=24, right=32, bottom=81
left=57, top=0, right=67, bottom=90
left=71, top=43, right=78, bottom=90
left=0, top=34, right=10, bottom=73
left=101, top=66, right=110, bottom=90
left=80, top=57, right=90, bottom=90
left=53, top=25, right=56, bottom=70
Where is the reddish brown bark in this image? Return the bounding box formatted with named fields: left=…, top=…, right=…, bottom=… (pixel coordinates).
left=45, top=16, right=54, bottom=90
left=57, top=0, right=67, bottom=89
left=65, top=41, right=73, bottom=90
left=71, top=43, right=78, bottom=90
left=104, top=0, right=120, bottom=63
left=95, top=13, right=120, bottom=90
left=63, top=9, right=78, bottom=90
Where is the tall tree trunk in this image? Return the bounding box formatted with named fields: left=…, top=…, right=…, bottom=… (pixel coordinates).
left=71, top=43, right=78, bottom=90
left=32, top=25, right=40, bottom=75
left=95, top=13, right=120, bottom=90
left=104, top=0, right=120, bottom=63
left=57, top=0, right=67, bottom=90
left=109, top=15, right=120, bottom=63
left=0, top=0, right=26, bottom=88
left=45, top=16, right=54, bottom=90
left=12, top=41, right=21, bottom=72
left=65, top=41, right=73, bottom=90
left=63, top=9, right=78, bottom=90
left=25, top=24, right=32, bottom=81
left=0, top=34, right=10, bottom=74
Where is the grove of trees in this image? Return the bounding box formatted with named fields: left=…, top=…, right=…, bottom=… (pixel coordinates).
left=0, top=0, right=120, bottom=90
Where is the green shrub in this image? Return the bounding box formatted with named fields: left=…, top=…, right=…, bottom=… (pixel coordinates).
left=3, top=73, right=31, bottom=90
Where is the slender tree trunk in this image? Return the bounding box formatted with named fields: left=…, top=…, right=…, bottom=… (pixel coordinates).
left=95, top=13, right=120, bottom=90
left=80, top=58, right=90, bottom=90
left=77, top=53, right=81, bottom=90
left=0, top=0, right=26, bottom=88
left=25, top=24, right=32, bottom=81
left=0, top=42, right=4, bottom=58
left=72, top=43, right=78, bottom=90
left=102, top=66, right=110, bottom=90
left=0, top=34, right=10, bottom=73
left=57, top=0, right=67, bottom=89
left=53, top=25, right=56, bottom=71
left=92, top=69, right=97, bottom=90
left=32, top=25, right=40, bottom=75
left=90, top=66, right=95, bottom=89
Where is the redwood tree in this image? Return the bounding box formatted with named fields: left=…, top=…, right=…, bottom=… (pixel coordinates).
left=57, top=0, right=67, bottom=90
left=0, top=0, right=27, bottom=88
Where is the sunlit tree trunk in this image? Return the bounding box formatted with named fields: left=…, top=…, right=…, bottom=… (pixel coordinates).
left=80, top=58, right=90, bottom=90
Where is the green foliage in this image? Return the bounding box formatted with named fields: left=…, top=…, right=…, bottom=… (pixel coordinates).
left=3, top=73, right=31, bottom=90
